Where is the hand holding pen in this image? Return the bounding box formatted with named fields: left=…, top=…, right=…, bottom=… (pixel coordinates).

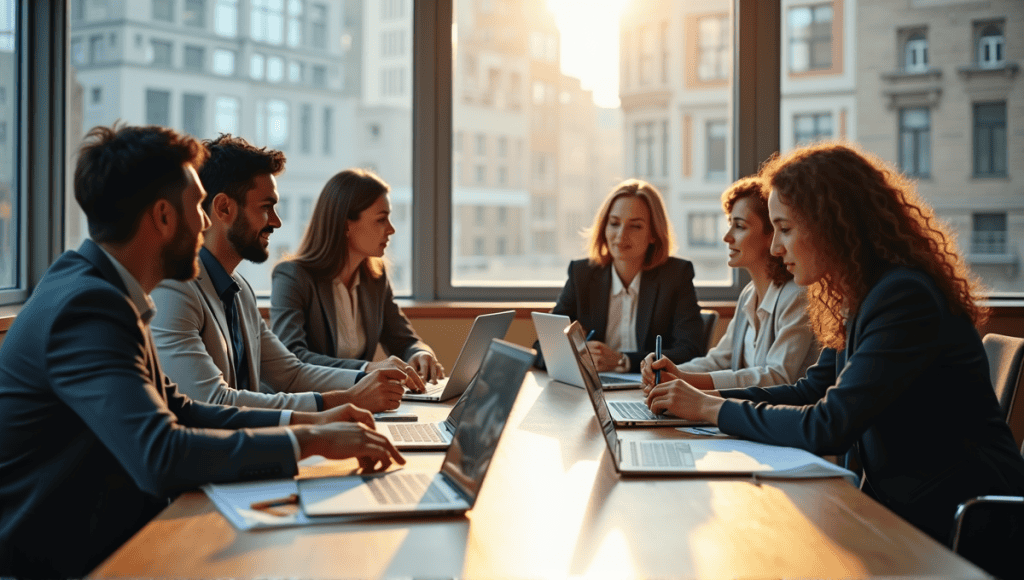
left=654, top=335, right=662, bottom=385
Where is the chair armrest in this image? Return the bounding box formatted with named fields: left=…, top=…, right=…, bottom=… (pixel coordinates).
left=951, top=495, right=1024, bottom=579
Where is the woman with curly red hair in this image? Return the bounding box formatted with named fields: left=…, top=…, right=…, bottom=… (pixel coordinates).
left=644, top=142, right=1024, bottom=544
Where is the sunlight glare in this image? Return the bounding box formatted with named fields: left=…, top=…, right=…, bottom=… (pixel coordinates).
left=546, top=0, right=633, bottom=108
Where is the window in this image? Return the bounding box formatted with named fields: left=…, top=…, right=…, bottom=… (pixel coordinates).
left=287, top=0, right=303, bottom=48
left=89, top=34, right=104, bottom=63
left=788, top=3, right=833, bottom=73
left=251, top=0, right=284, bottom=44
left=311, top=64, right=326, bottom=88
left=300, top=103, right=312, bottom=153
left=214, top=96, right=239, bottom=135
left=183, top=45, right=204, bottom=72
left=267, top=55, right=284, bottom=82
left=310, top=3, right=327, bottom=49
left=0, top=0, right=16, bottom=292
left=90, top=87, right=102, bottom=104
left=972, top=213, right=1007, bottom=255
left=151, top=39, right=173, bottom=67
left=973, top=102, right=1006, bottom=177
left=688, top=212, right=720, bottom=248
left=322, top=106, right=332, bottom=154
left=250, top=53, right=265, bottom=79
left=475, top=164, right=486, bottom=185
left=211, top=48, right=235, bottom=75
left=976, top=22, right=1005, bottom=69
left=288, top=60, right=302, bottom=83
left=697, top=14, right=730, bottom=81
left=153, top=0, right=175, bottom=23
left=382, top=0, right=405, bottom=20
left=899, top=108, right=930, bottom=177
left=706, top=120, right=727, bottom=181
left=71, top=38, right=86, bottom=65
left=634, top=121, right=654, bottom=176
left=904, top=32, right=927, bottom=73
left=257, top=99, right=289, bottom=149
left=793, top=112, right=832, bottom=145
left=145, top=89, right=171, bottom=126
left=214, top=0, right=238, bottom=37
left=475, top=134, right=486, bottom=156
left=184, top=0, right=205, bottom=28
left=182, top=93, right=205, bottom=137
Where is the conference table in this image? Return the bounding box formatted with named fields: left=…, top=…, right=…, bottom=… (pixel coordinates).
left=90, top=371, right=987, bottom=578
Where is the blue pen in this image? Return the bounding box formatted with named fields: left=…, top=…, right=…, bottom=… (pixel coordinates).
left=585, top=329, right=596, bottom=342
left=654, top=335, right=662, bottom=384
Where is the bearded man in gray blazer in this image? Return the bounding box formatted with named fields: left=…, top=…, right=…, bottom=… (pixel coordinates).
left=151, top=135, right=424, bottom=414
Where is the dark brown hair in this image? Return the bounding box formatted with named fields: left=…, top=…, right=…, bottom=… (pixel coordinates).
left=720, top=177, right=791, bottom=286
left=198, top=134, right=285, bottom=212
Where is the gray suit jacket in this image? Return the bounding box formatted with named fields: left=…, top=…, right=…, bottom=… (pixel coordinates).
left=151, top=258, right=361, bottom=411
left=271, top=260, right=433, bottom=367
left=0, top=240, right=296, bottom=578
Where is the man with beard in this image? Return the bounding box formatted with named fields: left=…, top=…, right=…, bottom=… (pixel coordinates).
left=151, top=134, right=423, bottom=414
left=0, top=125, right=404, bottom=579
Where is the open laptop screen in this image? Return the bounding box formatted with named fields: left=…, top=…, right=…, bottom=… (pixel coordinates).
left=565, top=322, right=619, bottom=460
left=440, top=339, right=534, bottom=503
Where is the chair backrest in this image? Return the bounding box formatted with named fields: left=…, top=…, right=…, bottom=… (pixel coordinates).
left=700, top=310, right=719, bottom=355
left=982, top=333, right=1024, bottom=423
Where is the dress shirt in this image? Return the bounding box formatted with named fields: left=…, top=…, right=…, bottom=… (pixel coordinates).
left=606, top=271, right=640, bottom=371
left=333, top=271, right=369, bottom=363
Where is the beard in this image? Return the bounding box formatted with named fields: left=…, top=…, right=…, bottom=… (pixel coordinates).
left=162, top=218, right=202, bottom=281
left=227, top=211, right=272, bottom=264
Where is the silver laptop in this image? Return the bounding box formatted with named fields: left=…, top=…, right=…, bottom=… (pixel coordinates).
left=384, top=338, right=534, bottom=450
left=403, top=310, right=515, bottom=402
left=298, top=339, right=535, bottom=517
left=565, top=321, right=706, bottom=428
left=532, top=312, right=641, bottom=390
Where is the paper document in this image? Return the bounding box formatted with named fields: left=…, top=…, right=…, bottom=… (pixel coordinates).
left=682, top=439, right=857, bottom=484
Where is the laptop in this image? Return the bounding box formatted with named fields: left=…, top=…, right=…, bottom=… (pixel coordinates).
left=383, top=338, right=534, bottom=450
left=532, top=312, right=642, bottom=390
left=298, top=339, right=535, bottom=518
left=403, top=310, right=515, bottom=402
left=564, top=321, right=705, bottom=427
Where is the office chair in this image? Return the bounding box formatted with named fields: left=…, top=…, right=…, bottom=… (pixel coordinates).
left=982, top=333, right=1024, bottom=423
left=700, top=310, right=719, bottom=355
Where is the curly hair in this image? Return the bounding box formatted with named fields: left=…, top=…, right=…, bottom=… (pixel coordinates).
left=759, top=142, right=987, bottom=349
left=586, top=179, right=676, bottom=270
left=720, top=177, right=791, bottom=286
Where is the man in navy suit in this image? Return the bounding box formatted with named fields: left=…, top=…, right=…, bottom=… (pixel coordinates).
left=0, top=124, right=404, bottom=579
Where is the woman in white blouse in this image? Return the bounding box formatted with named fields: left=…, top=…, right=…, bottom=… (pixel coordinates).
left=640, top=177, right=819, bottom=390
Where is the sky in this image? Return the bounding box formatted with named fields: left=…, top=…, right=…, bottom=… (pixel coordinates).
left=545, top=0, right=632, bottom=108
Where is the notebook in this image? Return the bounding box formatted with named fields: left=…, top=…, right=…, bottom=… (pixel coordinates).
left=298, top=339, right=535, bottom=517
left=532, top=312, right=642, bottom=390
left=566, top=321, right=856, bottom=481
left=403, top=310, right=515, bottom=402
left=563, top=321, right=702, bottom=427
left=383, top=338, right=534, bottom=450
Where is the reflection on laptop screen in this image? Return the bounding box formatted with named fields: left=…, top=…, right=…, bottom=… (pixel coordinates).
left=565, top=322, right=619, bottom=458
left=440, top=340, right=532, bottom=502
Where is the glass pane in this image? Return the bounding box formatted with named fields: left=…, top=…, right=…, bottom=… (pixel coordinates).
left=0, top=0, right=16, bottom=290
left=451, top=0, right=735, bottom=287
left=67, top=0, right=414, bottom=296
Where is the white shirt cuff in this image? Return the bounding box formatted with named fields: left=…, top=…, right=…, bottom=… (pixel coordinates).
left=360, top=360, right=369, bottom=371
left=280, top=411, right=302, bottom=461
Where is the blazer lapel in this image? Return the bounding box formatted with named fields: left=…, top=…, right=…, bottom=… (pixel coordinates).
left=589, top=266, right=612, bottom=341
left=234, top=276, right=261, bottom=393
left=316, top=276, right=339, bottom=357
left=635, top=267, right=659, bottom=349
left=194, top=261, right=237, bottom=387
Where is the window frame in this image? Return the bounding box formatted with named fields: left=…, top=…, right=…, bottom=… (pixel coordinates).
left=898, top=107, right=930, bottom=178
left=973, top=101, right=1007, bottom=178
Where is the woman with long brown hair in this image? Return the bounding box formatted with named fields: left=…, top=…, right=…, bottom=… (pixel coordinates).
left=643, top=143, right=1024, bottom=544
left=271, top=168, right=444, bottom=383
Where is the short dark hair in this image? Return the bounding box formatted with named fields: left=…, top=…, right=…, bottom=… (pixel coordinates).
left=74, top=124, right=207, bottom=243
left=198, top=134, right=285, bottom=212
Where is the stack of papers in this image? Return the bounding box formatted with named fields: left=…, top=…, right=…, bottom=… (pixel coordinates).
left=679, top=439, right=858, bottom=484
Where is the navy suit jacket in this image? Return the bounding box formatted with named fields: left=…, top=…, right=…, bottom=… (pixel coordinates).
left=718, top=267, right=1024, bottom=543
left=536, top=257, right=704, bottom=370
left=0, top=240, right=298, bottom=578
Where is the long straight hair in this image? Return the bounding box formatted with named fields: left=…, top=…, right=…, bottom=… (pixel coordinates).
left=287, top=168, right=388, bottom=280
left=585, top=179, right=676, bottom=270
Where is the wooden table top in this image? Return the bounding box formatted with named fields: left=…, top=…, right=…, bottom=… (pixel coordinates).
left=90, top=372, right=986, bottom=578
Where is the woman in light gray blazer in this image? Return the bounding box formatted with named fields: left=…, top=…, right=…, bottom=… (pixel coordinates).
left=271, top=169, right=444, bottom=382
left=641, top=177, right=819, bottom=390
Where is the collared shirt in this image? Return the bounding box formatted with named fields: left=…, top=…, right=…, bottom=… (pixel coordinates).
left=606, top=270, right=641, bottom=371
left=200, top=248, right=251, bottom=394
left=332, top=270, right=368, bottom=363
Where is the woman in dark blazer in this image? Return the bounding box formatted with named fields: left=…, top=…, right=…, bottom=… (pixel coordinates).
left=643, top=143, right=1024, bottom=545
left=537, top=179, right=704, bottom=372
left=271, top=169, right=443, bottom=382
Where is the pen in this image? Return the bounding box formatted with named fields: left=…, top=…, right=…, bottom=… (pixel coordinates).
left=655, top=335, right=662, bottom=384
left=585, top=329, right=596, bottom=342
left=250, top=493, right=298, bottom=511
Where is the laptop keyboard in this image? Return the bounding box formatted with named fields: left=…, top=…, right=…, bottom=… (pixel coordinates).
left=609, top=401, right=658, bottom=420
left=629, top=441, right=696, bottom=468
left=367, top=472, right=450, bottom=505
left=388, top=422, right=446, bottom=443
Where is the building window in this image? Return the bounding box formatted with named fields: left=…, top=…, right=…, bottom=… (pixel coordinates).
left=214, top=0, right=238, bottom=37
left=498, top=166, right=508, bottom=186
left=91, top=87, right=102, bottom=104
left=256, top=99, right=289, bottom=149
left=976, top=22, right=1005, bottom=69
left=311, top=64, right=326, bottom=88
left=288, top=60, right=303, bottom=83
left=89, top=34, right=104, bottom=63
left=688, top=212, right=720, bottom=248
left=322, top=107, right=333, bottom=154
left=794, top=112, right=832, bottom=146
left=634, top=121, right=654, bottom=176
left=250, top=53, right=265, bottom=79
left=310, top=3, right=327, bottom=49
left=151, top=39, right=173, bottom=67
left=184, top=0, right=206, bottom=28
left=475, top=134, right=486, bottom=156
left=287, top=0, right=303, bottom=48
left=973, top=102, right=1007, bottom=177
left=382, top=0, right=405, bottom=20
left=788, top=3, right=833, bottom=73
left=153, top=0, right=175, bottom=23
left=706, top=120, right=727, bottom=181
left=212, top=48, right=235, bottom=75
left=697, top=14, right=730, bottom=81
left=300, top=103, right=312, bottom=154
left=904, top=32, right=927, bottom=73
left=972, top=213, right=1007, bottom=255
left=251, top=0, right=285, bottom=44
left=267, top=55, right=284, bottom=82
left=899, top=108, right=930, bottom=177
left=475, top=164, right=486, bottom=185
left=183, top=45, right=204, bottom=72
left=146, top=89, right=171, bottom=126
left=182, top=93, right=205, bottom=137
left=497, top=136, right=507, bottom=157
left=214, top=96, right=240, bottom=135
